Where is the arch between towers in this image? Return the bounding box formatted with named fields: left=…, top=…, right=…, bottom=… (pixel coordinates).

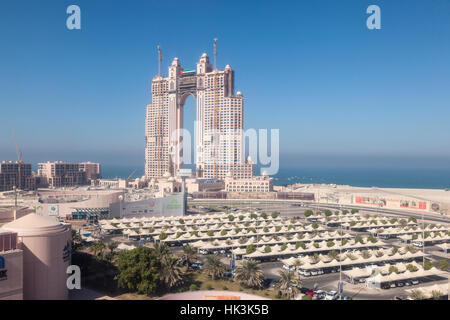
left=172, top=87, right=199, bottom=176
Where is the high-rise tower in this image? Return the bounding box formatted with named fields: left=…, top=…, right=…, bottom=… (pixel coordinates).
left=145, top=43, right=253, bottom=180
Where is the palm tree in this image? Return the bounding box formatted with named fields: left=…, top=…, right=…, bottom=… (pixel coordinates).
left=431, top=290, right=443, bottom=300
left=90, top=241, right=105, bottom=257
left=293, top=259, right=303, bottom=270
left=108, top=242, right=118, bottom=255
left=154, top=241, right=171, bottom=260
left=159, top=255, right=184, bottom=289
left=234, top=259, right=264, bottom=288
left=276, top=269, right=300, bottom=300
left=408, top=289, right=426, bottom=300
left=328, top=250, right=340, bottom=260
left=203, top=255, right=226, bottom=280
left=180, top=244, right=198, bottom=270
left=361, top=250, right=371, bottom=259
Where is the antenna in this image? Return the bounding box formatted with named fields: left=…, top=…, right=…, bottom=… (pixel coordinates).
left=213, top=38, right=218, bottom=70
left=157, top=45, right=162, bottom=77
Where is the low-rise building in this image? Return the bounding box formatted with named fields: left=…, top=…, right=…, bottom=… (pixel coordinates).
left=37, top=161, right=101, bottom=188
left=225, top=174, right=274, bottom=193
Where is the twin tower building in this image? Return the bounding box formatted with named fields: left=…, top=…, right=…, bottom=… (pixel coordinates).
left=145, top=46, right=254, bottom=180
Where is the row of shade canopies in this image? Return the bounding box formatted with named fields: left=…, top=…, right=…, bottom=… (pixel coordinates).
left=343, top=260, right=423, bottom=279
left=159, top=225, right=337, bottom=242
left=369, top=226, right=449, bottom=236
left=233, top=237, right=385, bottom=259
left=101, top=219, right=311, bottom=232
left=397, top=233, right=450, bottom=243
left=365, top=266, right=448, bottom=285
left=184, top=231, right=353, bottom=250
left=98, top=212, right=287, bottom=228
left=282, top=248, right=425, bottom=271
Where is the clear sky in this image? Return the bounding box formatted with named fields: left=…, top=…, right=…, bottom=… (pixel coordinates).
left=0, top=0, right=449, bottom=169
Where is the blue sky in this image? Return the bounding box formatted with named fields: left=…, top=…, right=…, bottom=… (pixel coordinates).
left=0, top=0, right=449, bottom=168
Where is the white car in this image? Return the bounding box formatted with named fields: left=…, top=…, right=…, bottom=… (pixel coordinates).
left=310, top=270, right=318, bottom=276
left=325, top=291, right=338, bottom=300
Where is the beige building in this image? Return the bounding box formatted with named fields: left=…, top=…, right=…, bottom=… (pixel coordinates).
left=145, top=45, right=252, bottom=180
left=37, top=161, right=100, bottom=188
left=0, top=231, right=23, bottom=300
left=225, top=174, right=274, bottom=193
left=1, top=214, right=72, bottom=300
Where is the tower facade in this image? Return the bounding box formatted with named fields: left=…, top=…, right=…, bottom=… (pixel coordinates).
left=145, top=51, right=253, bottom=180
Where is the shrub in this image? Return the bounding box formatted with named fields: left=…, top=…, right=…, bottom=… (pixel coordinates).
left=246, top=244, right=256, bottom=254
left=206, top=284, right=212, bottom=290
left=271, top=212, right=279, bottom=218
left=304, top=210, right=313, bottom=217
left=159, top=232, right=168, bottom=240
left=189, top=284, right=198, bottom=291
left=437, top=260, right=448, bottom=271
left=264, top=245, right=271, bottom=253
left=296, top=241, right=306, bottom=249
left=228, top=215, right=235, bottom=222
left=260, top=212, right=268, bottom=219
left=207, top=230, right=215, bottom=237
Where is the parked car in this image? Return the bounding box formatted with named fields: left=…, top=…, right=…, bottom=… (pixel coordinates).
left=396, top=282, right=404, bottom=287
left=389, top=283, right=396, bottom=288
left=325, top=291, right=338, bottom=300
left=411, top=279, right=420, bottom=285
left=314, top=290, right=326, bottom=300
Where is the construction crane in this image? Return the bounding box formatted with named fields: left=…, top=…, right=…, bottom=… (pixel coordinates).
left=126, top=169, right=137, bottom=180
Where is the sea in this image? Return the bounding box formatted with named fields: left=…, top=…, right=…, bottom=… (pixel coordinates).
left=101, top=165, right=450, bottom=190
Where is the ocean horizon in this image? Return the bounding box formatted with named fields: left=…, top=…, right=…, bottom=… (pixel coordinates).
left=100, top=165, right=450, bottom=190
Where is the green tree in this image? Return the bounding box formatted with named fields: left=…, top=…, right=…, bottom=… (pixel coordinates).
left=324, top=210, right=332, bottom=217
left=180, top=244, right=198, bottom=270
left=116, top=247, right=162, bottom=294
left=246, top=244, right=256, bottom=254
left=260, top=212, right=268, bottom=219
left=159, top=254, right=184, bottom=289
left=304, top=210, right=313, bottom=217
left=264, top=245, right=271, bottom=253
left=154, top=242, right=170, bottom=260
left=423, top=260, right=433, bottom=270
left=234, top=259, right=264, bottom=289
left=351, top=209, right=358, bottom=214
left=203, top=255, right=226, bottom=280
left=408, top=289, right=426, bottom=300
left=296, top=241, right=306, bottom=250
left=437, top=259, right=448, bottom=271
left=228, top=215, right=235, bottom=222
left=276, top=270, right=301, bottom=300
left=71, top=230, right=84, bottom=251
left=431, top=290, right=444, bottom=300
left=90, top=241, right=106, bottom=258
left=159, top=232, right=168, bottom=240
left=271, top=212, right=279, bottom=219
